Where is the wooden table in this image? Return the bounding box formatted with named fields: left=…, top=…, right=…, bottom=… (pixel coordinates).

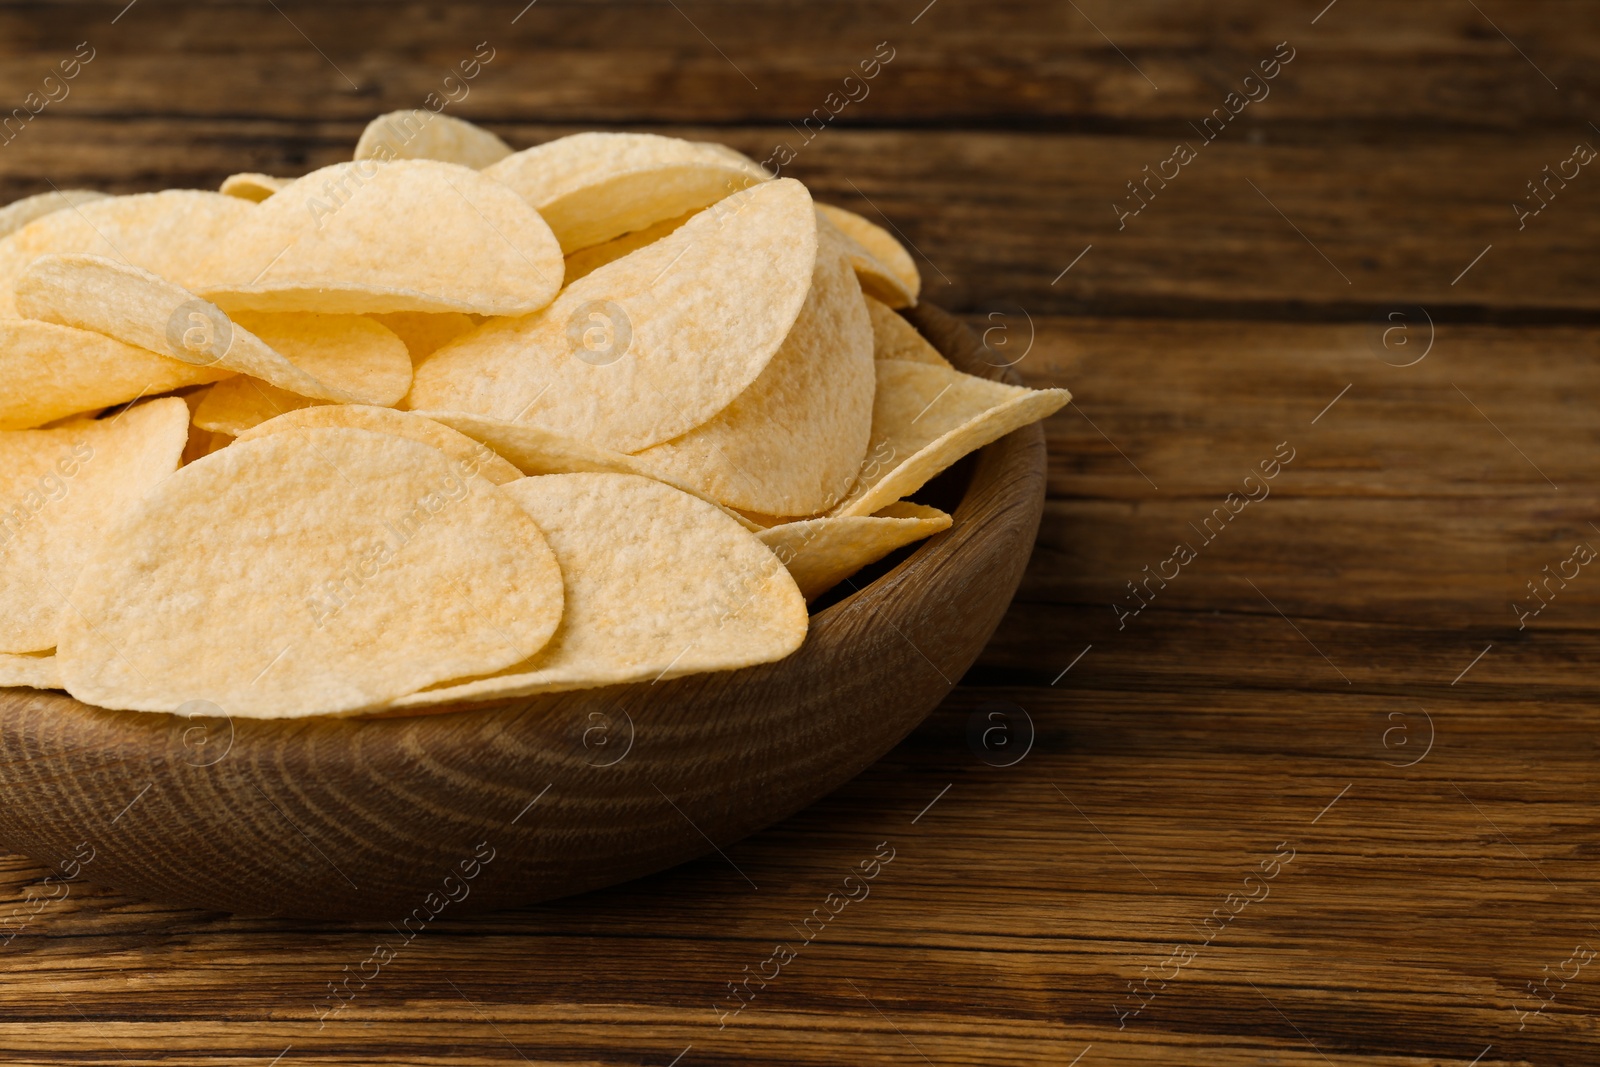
left=2, top=2, right=1597, bottom=1063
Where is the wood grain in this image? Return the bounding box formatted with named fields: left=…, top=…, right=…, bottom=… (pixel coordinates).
left=0, top=0, right=1597, bottom=1063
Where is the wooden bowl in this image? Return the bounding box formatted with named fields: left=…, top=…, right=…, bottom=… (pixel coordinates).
left=0, top=305, right=1046, bottom=919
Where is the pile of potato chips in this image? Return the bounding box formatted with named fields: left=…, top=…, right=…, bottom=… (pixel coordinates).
left=0, top=112, right=1070, bottom=718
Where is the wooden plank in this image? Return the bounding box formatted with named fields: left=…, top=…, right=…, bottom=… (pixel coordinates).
left=1017, top=318, right=1600, bottom=501
left=993, top=317, right=1600, bottom=632
left=2, top=120, right=1597, bottom=315
left=0, top=685, right=1594, bottom=1063
left=0, top=1, right=1594, bottom=131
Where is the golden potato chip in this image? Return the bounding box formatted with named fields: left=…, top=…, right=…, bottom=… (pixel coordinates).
left=180, top=425, right=221, bottom=466
left=866, top=295, right=950, bottom=367
left=197, top=160, right=564, bottom=317
left=0, top=650, right=60, bottom=690
left=0, top=190, right=254, bottom=317
left=563, top=208, right=698, bottom=283
left=176, top=384, right=215, bottom=461
left=834, top=360, right=1070, bottom=517
left=191, top=379, right=318, bottom=436
left=817, top=202, right=920, bottom=308
left=629, top=227, right=874, bottom=516
left=407, top=178, right=817, bottom=453
left=200, top=430, right=233, bottom=459
left=409, top=409, right=763, bottom=527
left=0, top=189, right=107, bottom=240
left=373, top=311, right=477, bottom=362
left=193, top=307, right=417, bottom=433
left=0, top=397, right=190, bottom=652
left=16, top=255, right=358, bottom=403
left=57, top=427, right=565, bottom=717
left=415, top=409, right=669, bottom=478
left=219, top=173, right=291, bottom=202
left=355, top=111, right=513, bottom=170
left=232, top=312, right=411, bottom=405
left=758, top=501, right=952, bottom=599
left=484, top=132, right=770, bottom=254
left=237, top=406, right=522, bottom=485
left=194, top=310, right=421, bottom=436
left=0, top=318, right=230, bottom=431
left=388, top=473, right=806, bottom=708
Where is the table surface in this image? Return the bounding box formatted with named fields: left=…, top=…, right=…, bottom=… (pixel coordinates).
left=3, top=2, right=1599, bottom=1064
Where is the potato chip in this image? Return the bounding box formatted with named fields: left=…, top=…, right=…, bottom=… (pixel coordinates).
left=237, top=406, right=522, bottom=485
left=176, top=384, right=215, bottom=459
left=16, top=255, right=359, bottom=403
left=355, top=111, right=513, bottom=170
left=834, top=360, right=1070, bottom=517
left=0, top=397, right=190, bottom=652
left=197, top=160, right=564, bottom=316
left=484, top=132, right=770, bottom=254
left=199, top=430, right=233, bottom=460
left=407, top=178, right=817, bottom=453
left=629, top=226, right=874, bottom=517
left=191, top=379, right=318, bottom=436
left=219, top=173, right=291, bottom=202
left=57, top=427, right=565, bottom=717
left=0, top=189, right=108, bottom=240
left=388, top=473, right=806, bottom=708
left=563, top=208, right=698, bottom=283
left=411, top=409, right=761, bottom=526
left=180, top=424, right=221, bottom=466
left=0, top=190, right=255, bottom=317
left=373, top=311, right=477, bottom=362
left=0, top=650, right=60, bottom=690
left=866, top=295, right=950, bottom=367
left=817, top=202, right=920, bottom=308
left=758, top=501, right=952, bottom=599
left=233, top=312, right=411, bottom=405
left=0, top=318, right=230, bottom=431
left=414, top=409, right=669, bottom=478
left=193, top=311, right=414, bottom=436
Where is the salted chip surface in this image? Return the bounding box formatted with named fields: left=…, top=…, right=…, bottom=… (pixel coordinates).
left=411, top=410, right=762, bottom=526
left=563, top=208, right=697, bottom=283
left=0, top=190, right=254, bottom=317
left=0, top=318, right=230, bottom=431
left=866, top=296, right=950, bottom=367
left=0, top=651, right=60, bottom=690
left=16, top=255, right=357, bottom=403
left=407, top=178, right=817, bottom=453
left=630, top=227, right=875, bottom=517
left=373, top=311, right=477, bottom=362
left=198, top=160, right=564, bottom=316
left=758, top=502, right=952, bottom=599
left=57, top=428, right=565, bottom=717
left=834, top=360, right=1071, bottom=517
left=388, top=473, right=806, bottom=708
left=817, top=203, right=920, bottom=308
left=484, top=132, right=770, bottom=254
left=190, top=313, right=410, bottom=434
left=232, top=312, right=411, bottom=405
left=0, top=190, right=108, bottom=241
left=219, top=173, right=291, bottom=202
left=237, top=406, right=522, bottom=485
left=0, top=398, right=190, bottom=652
left=355, top=111, right=513, bottom=170
left=192, top=379, right=317, bottom=436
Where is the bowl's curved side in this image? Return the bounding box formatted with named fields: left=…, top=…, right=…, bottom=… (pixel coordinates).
left=0, top=305, right=1048, bottom=919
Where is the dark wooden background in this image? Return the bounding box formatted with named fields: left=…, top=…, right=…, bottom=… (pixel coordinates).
left=2, top=1, right=1599, bottom=1063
